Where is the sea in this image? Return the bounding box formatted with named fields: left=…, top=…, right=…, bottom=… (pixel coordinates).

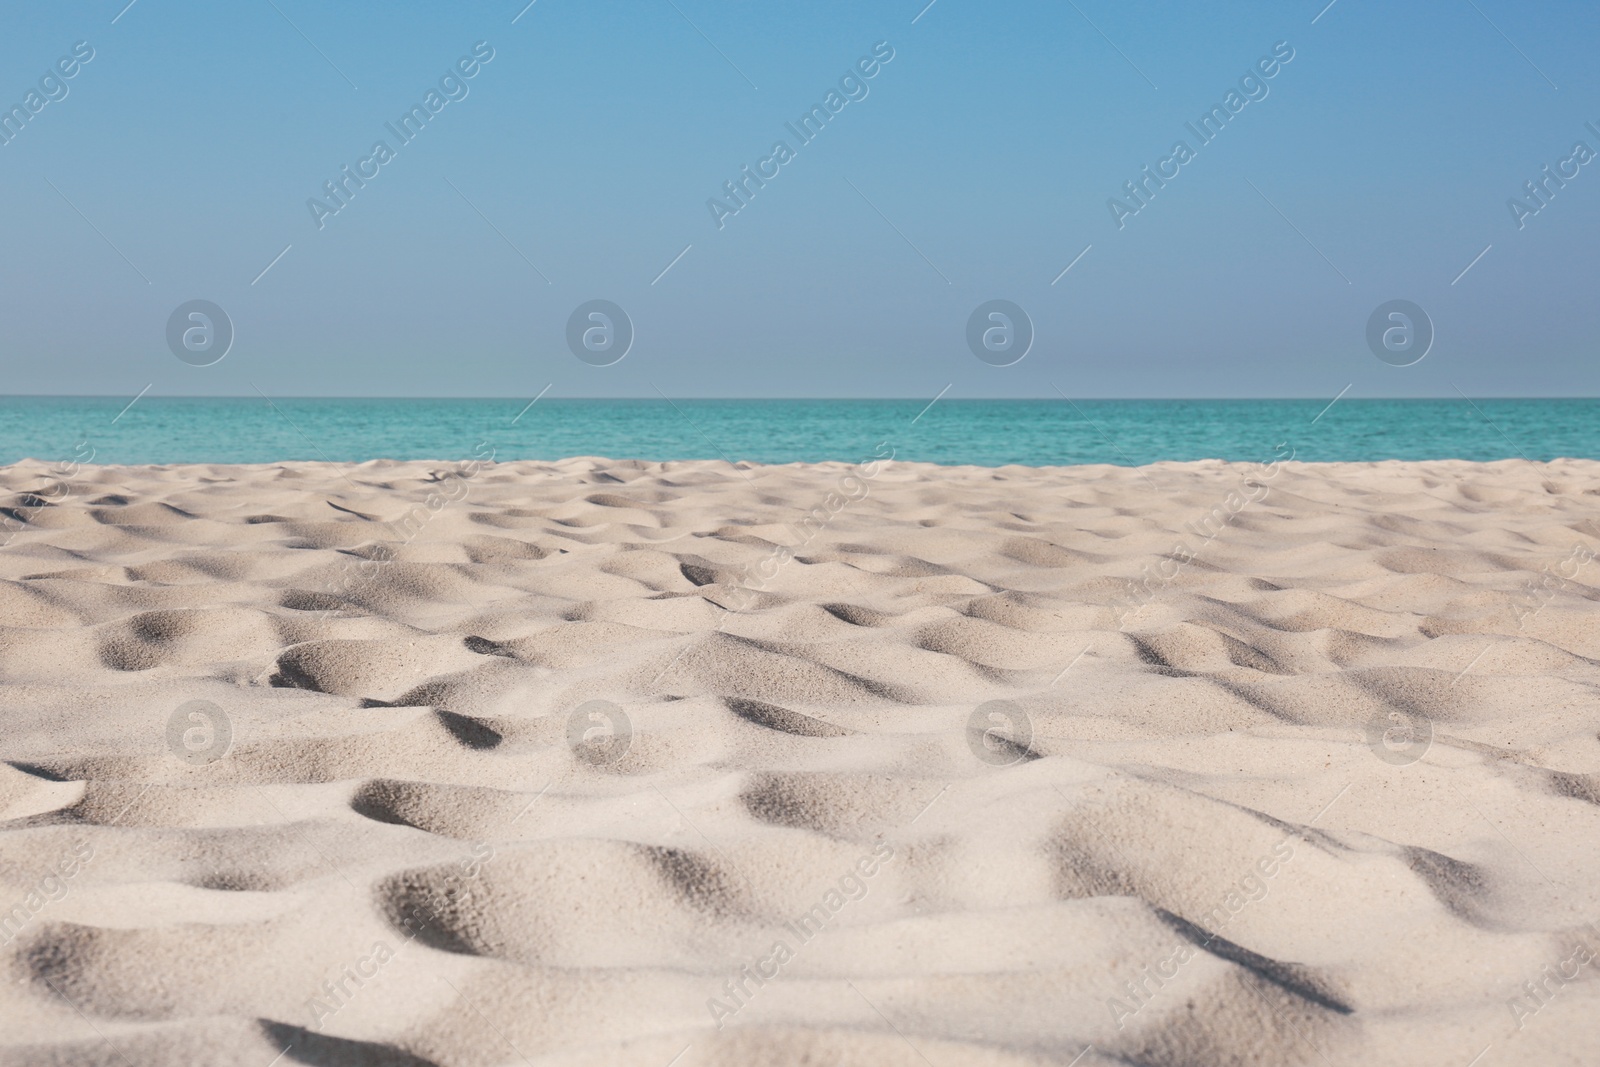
left=0, top=397, right=1595, bottom=467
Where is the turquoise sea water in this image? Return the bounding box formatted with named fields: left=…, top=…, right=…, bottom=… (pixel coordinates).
left=0, top=397, right=1595, bottom=467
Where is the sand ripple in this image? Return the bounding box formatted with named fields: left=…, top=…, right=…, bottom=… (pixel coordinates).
left=2, top=457, right=1598, bottom=1065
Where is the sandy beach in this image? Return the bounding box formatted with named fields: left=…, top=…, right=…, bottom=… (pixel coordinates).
left=2, top=455, right=1598, bottom=1067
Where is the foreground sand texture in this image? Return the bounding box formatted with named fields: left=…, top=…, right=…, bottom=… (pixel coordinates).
left=2, top=456, right=1599, bottom=1066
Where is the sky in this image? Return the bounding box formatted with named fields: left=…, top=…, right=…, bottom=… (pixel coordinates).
left=0, top=0, right=1596, bottom=400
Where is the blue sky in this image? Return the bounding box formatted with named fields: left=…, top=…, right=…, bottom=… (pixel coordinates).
left=1, top=0, right=1596, bottom=398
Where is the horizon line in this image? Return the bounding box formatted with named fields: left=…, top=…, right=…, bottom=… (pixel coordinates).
left=4, top=394, right=1598, bottom=402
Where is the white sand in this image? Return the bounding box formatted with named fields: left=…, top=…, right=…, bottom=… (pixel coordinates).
left=1, top=456, right=1598, bottom=1066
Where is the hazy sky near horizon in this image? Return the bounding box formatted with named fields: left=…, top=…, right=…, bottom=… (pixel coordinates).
left=1, top=0, right=1597, bottom=400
